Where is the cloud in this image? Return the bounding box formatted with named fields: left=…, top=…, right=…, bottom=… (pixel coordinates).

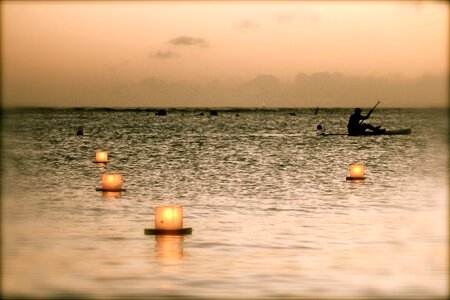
left=150, top=36, right=208, bottom=60
left=150, top=50, right=180, bottom=59
left=236, top=19, right=259, bottom=29
left=168, top=36, right=209, bottom=47
left=4, top=72, right=447, bottom=108
left=133, top=73, right=447, bottom=108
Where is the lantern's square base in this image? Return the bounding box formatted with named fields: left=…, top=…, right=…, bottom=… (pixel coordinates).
left=346, top=177, right=366, bottom=180
left=93, top=161, right=108, bottom=164
left=144, top=228, right=192, bottom=235
left=95, top=188, right=126, bottom=192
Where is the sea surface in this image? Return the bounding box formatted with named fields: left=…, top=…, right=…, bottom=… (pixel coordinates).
left=1, top=108, right=448, bottom=299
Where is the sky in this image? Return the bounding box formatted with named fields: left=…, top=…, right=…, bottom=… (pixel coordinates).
left=1, top=1, right=448, bottom=108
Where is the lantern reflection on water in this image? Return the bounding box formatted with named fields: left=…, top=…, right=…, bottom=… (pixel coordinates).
left=101, top=191, right=122, bottom=198
left=95, top=151, right=108, bottom=163
left=145, top=205, right=192, bottom=235
left=346, top=163, right=366, bottom=180
left=155, top=235, right=184, bottom=259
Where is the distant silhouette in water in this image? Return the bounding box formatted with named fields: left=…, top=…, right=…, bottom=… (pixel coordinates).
left=316, top=124, right=323, bottom=130
left=210, top=110, right=218, bottom=116
left=76, top=126, right=83, bottom=136
left=199, top=112, right=205, bottom=116
left=314, top=107, right=319, bottom=115
left=155, top=109, right=167, bottom=116
left=347, top=108, right=384, bottom=135
left=289, top=112, right=296, bottom=116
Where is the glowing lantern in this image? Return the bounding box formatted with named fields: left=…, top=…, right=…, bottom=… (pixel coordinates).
left=95, top=151, right=108, bottom=163
left=144, top=205, right=192, bottom=235
left=102, top=173, right=123, bottom=191
left=346, top=163, right=366, bottom=180
left=156, top=206, right=183, bottom=230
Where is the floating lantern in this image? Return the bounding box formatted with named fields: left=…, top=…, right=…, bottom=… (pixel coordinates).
left=145, top=205, right=192, bottom=235
left=102, top=173, right=122, bottom=191
left=346, top=163, right=366, bottom=180
left=94, top=151, right=108, bottom=163
left=96, top=173, right=126, bottom=192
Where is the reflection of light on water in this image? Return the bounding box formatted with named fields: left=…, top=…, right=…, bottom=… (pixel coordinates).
left=101, top=191, right=121, bottom=198
left=96, top=164, right=107, bottom=172
left=348, top=179, right=365, bottom=184
left=155, top=235, right=184, bottom=260
left=1, top=109, right=447, bottom=298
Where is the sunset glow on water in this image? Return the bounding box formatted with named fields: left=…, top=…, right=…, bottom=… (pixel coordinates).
left=1, top=108, right=447, bottom=299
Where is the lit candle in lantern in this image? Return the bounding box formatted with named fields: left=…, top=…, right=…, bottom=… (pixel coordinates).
left=101, top=173, right=123, bottom=191
left=95, top=151, right=108, bottom=163
left=346, top=163, right=366, bottom=180
left=144, top=205, right=192, bottom=235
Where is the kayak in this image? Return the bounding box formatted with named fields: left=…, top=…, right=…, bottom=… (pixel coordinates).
left=321, top=128, right=412, bottom=136
left=354, top=128, right=411, bottom=136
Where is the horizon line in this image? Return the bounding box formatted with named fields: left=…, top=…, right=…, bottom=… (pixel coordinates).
left=1, top=105, right=447, bottom=110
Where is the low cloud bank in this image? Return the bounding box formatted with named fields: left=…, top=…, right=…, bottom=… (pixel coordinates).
left=3, top=72, right=447, bottom=108
left=126, top=72, right=448, bottom=108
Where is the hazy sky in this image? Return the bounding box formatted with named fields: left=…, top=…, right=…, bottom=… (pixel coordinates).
left=2, top=1, right=448, bottom=107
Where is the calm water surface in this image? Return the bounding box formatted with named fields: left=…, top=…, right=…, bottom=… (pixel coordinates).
left=1, top=108, right=448, bottom=299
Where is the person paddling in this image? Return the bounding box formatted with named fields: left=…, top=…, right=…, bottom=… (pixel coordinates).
left=347, top=105, right=384, bottom=136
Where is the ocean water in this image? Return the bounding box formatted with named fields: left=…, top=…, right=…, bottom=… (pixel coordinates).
left=1, top=108, right=448, bottom=299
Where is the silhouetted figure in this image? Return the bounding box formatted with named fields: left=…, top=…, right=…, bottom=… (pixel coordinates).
left=289, top=112, right=296, bottom=116
left=76, top=126, right=84, bottom=136
left=317, top=124, right=323, bottom=130
left=314, top=107, right=319, bottom=115
left=347, top=108, right=383, bottom=136
left=210, top=110, right=218, bottom=116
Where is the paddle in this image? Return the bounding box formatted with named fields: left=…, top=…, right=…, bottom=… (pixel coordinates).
left=360, top=101, right=380, bottom=125
left=314, top=107, right=319, bottom=116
